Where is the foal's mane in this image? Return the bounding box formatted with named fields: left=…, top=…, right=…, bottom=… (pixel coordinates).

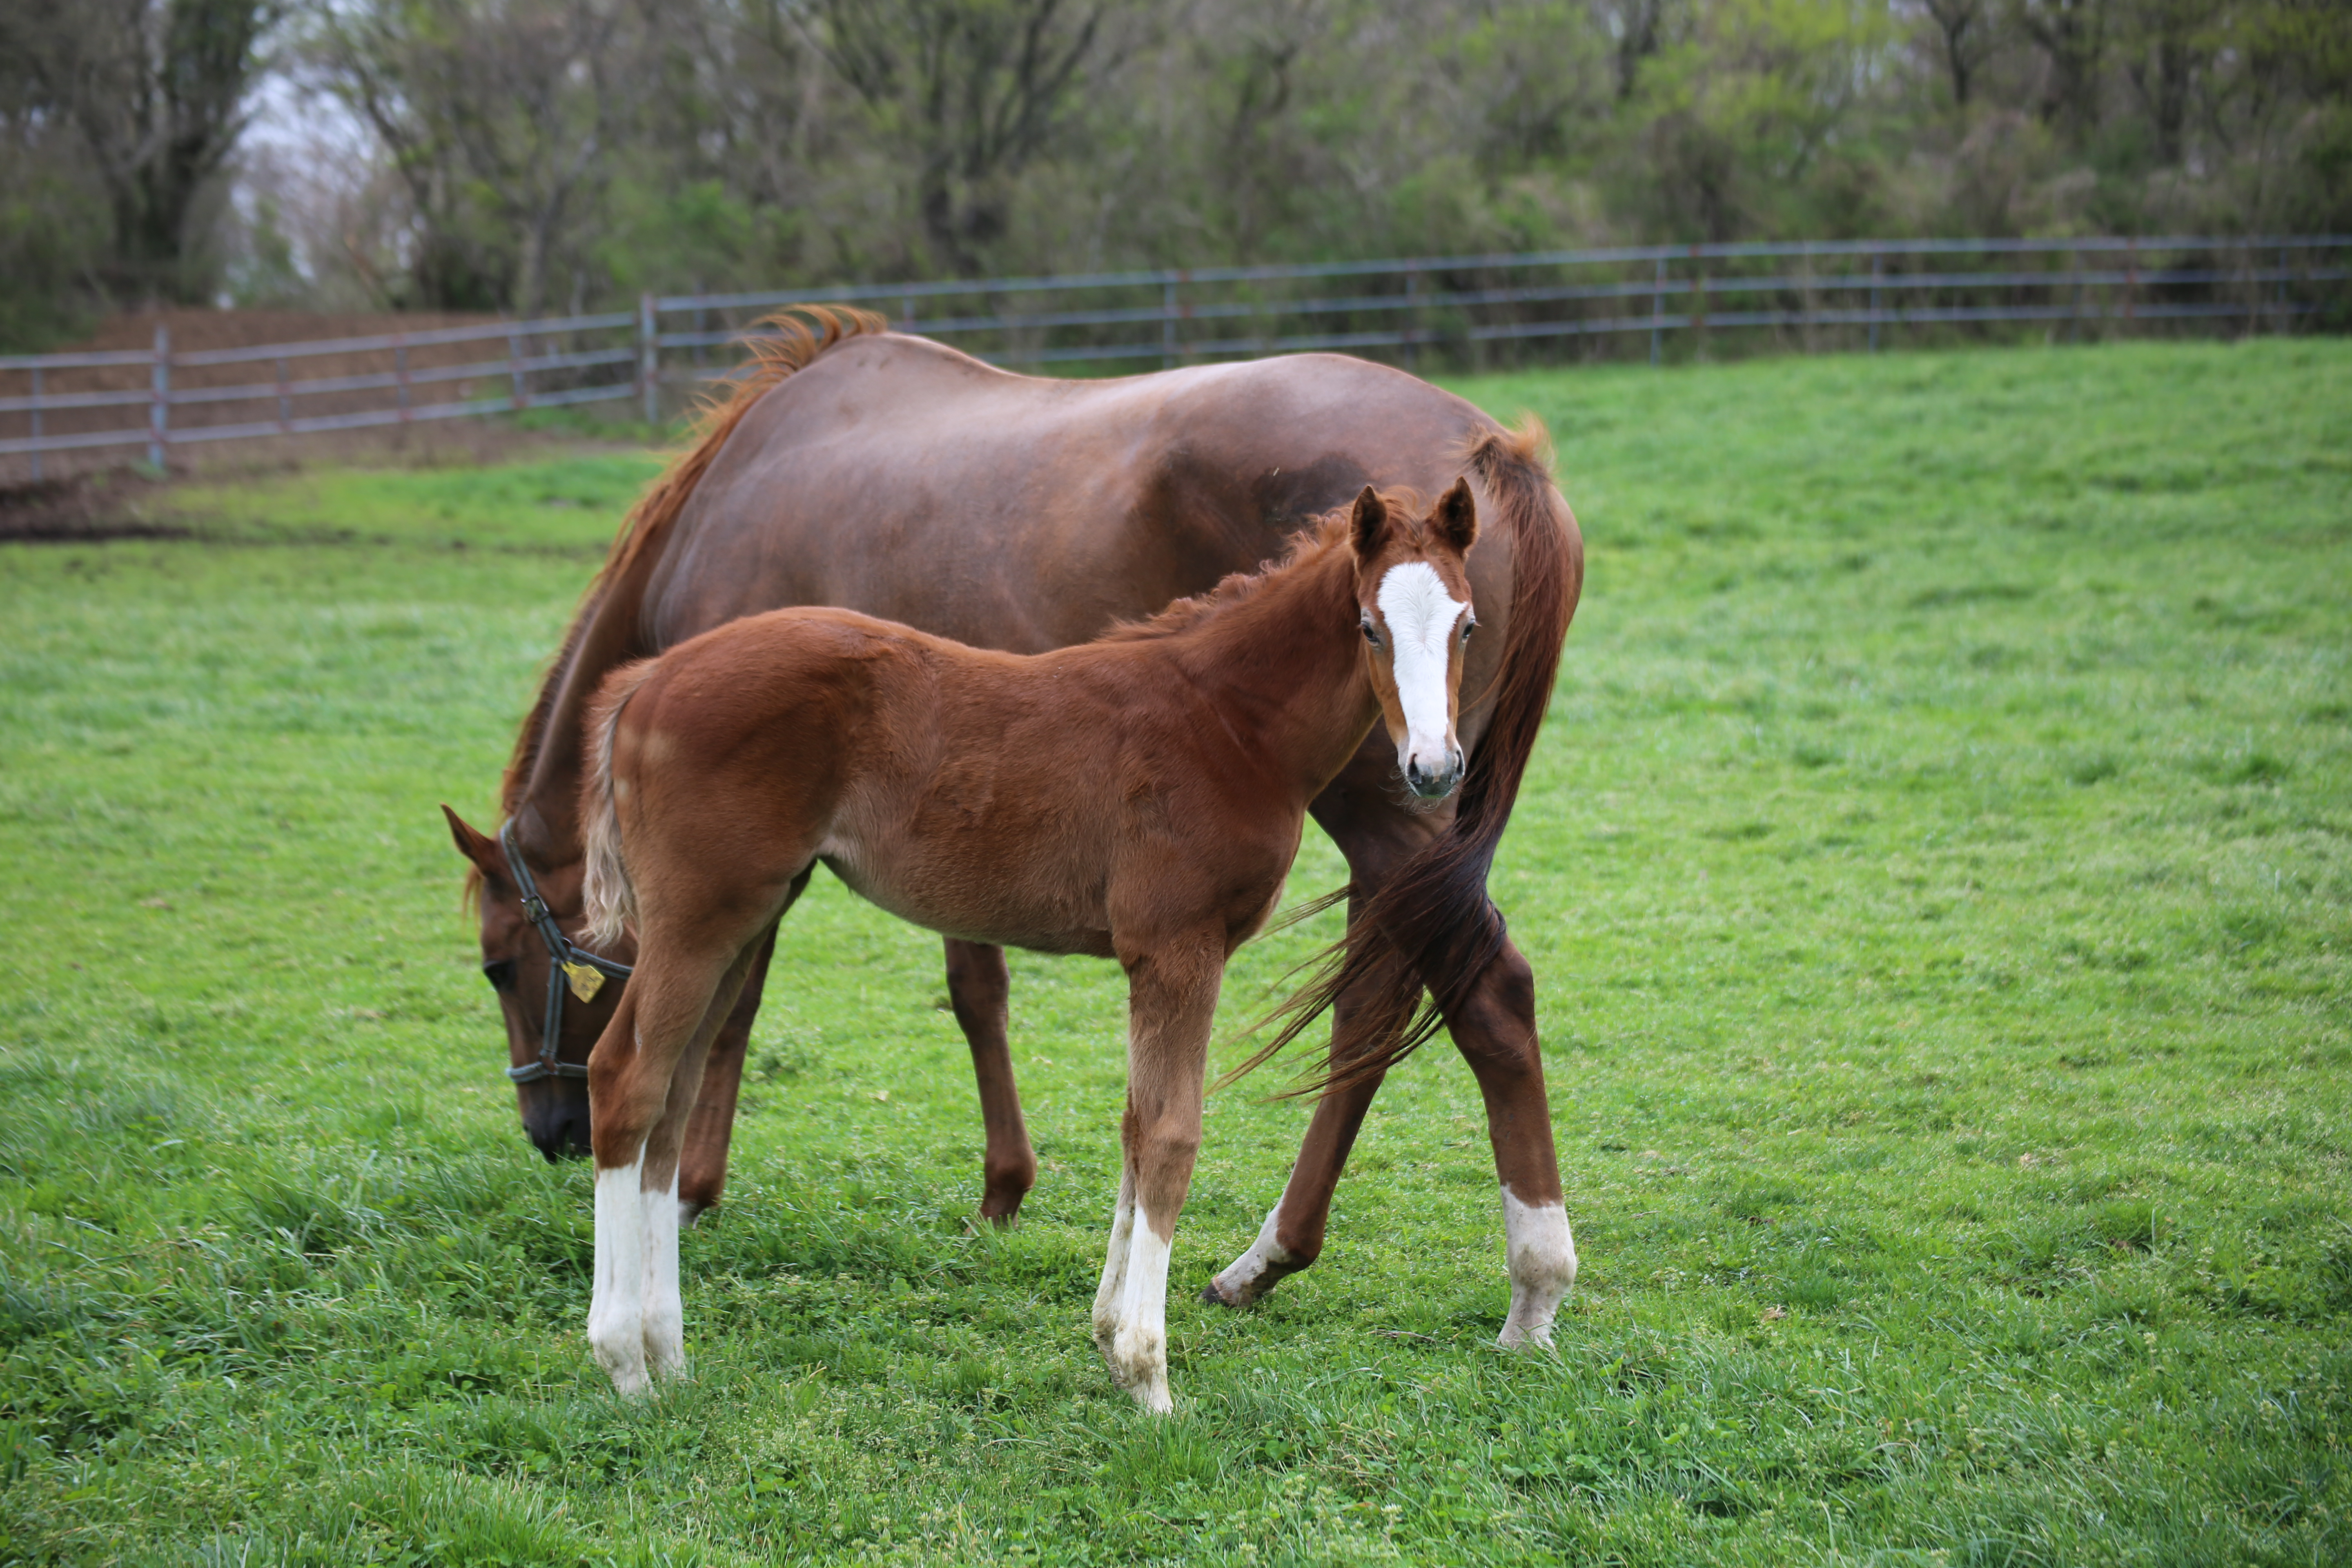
left=1100, top=489, right=1428, bottom=645
left=495, top=306, right=887, bottom=822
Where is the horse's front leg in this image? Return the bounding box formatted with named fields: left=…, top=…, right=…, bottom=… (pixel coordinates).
left=943, top=939, right=1037, bottom=1224
left=1445, top=933, right=1576, bottom=1345
left=1094, top=938, right=1223, bottom=1414
left=1204, top=927, right=1408, bottom=1307
left=588, top=938, right=763, bottom=1394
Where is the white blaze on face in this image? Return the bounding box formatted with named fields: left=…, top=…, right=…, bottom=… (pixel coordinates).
left=1376, top=561, right=1470, bottom=779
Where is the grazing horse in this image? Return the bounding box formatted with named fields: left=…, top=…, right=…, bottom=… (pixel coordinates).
left=577, top=485, right=1483, bottom=1408
left=442, top=308, right=1582, bottom=1340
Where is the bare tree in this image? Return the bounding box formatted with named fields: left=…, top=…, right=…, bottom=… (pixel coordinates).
left=1599, top=0, right=1672, bottom=101
left=1923, top=0, right=1996, bottom=108
left=8, top=0, right=278, bottom=302
left=806, top=0, right=1123, bottom=274
left=312, top=0, right=644, bottom=315
left=2122, top=0, right=2217, bottom=163
left=2016, top=0, right=2108, bottom=135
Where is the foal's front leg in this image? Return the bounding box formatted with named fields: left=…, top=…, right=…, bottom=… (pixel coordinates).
left=1093, top=939, right=1223, bottom=1413
left=587, top=940, right=762, bottom=1394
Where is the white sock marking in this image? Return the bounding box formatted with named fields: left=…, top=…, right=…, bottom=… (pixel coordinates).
left=1111, top=1213, right=1174, bottom=1414
left=1498, top=1186, right=1577, bottom=1348
left=1091, top=1174, right=1137, bottom=1350
left=588, top=1154, right=650, bottom=1394
left=1210, top=1204, right=1298, bottom=1305
left=1376, top=562, right=1468, bottom=777
left=642, top=1168, right=684, bottom=1378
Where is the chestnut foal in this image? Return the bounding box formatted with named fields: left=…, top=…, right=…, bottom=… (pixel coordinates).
left=573, top=484, right=1488, bottom=1408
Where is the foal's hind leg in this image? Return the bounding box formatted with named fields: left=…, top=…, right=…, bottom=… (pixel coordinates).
left=943, top=940, right=1037, bottom=1224
left=676, top=924, right=784, bottom=1224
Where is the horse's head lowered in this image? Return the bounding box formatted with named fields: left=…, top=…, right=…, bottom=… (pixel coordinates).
left=441, top=805, right=630, bottom=1161
left=1349, top=479, right=1480, bottom=802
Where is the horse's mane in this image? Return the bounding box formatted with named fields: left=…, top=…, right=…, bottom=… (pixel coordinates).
left=495, top=305, right=887, bottom=821
left=1100, top=490, right=1428, bottom=646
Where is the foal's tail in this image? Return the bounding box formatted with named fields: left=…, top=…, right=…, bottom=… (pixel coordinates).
left=581, top=660, right=662, bottom=949
left=1228, top=415, right=1584, bottom=1096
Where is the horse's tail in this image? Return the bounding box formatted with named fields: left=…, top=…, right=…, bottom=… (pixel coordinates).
left=581, top=659, right=661, bottom=948
left=1225, top=414, right=1584, bottom=1096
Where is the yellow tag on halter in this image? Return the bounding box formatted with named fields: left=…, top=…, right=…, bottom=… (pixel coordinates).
left=562, top=962, right=606, bottom=1003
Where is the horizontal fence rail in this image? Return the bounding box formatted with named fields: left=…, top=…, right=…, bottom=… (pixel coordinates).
left=3, top=235, right=2344, bottom=478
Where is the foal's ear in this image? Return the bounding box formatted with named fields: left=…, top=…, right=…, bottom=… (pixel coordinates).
left=441, top=804, right=504, bottom=881
left=1349, top=486, right=1391, bottom=559
left=1433, top=477, right=1479, bottom=553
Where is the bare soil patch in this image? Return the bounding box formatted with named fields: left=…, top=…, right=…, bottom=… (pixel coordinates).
left=0, top=474, right=185, bottom=542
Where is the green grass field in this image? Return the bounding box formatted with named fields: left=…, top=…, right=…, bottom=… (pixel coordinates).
left=2, top=339, right=2348, bottom=1566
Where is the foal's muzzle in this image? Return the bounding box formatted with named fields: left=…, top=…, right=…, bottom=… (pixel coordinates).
left=1404, top=747, right=1465, bottom=800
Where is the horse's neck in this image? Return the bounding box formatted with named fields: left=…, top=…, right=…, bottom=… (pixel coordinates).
left=513, top=577, right=652, bottom=864
left=1165, top=544, right=1372, bottom=788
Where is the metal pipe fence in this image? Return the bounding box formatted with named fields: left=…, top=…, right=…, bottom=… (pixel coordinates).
left=3, top=235, right=2343, bottom=477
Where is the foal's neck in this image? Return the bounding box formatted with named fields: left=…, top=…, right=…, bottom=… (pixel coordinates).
left=1160, top=539, right=1374, bottom=793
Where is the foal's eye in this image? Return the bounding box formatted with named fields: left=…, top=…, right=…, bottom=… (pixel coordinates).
left=482, top=960, right=517, bottom=993
left=1461, top=619, right=1477, bottom=641
left=1360, top=616, right=1380, bottom=647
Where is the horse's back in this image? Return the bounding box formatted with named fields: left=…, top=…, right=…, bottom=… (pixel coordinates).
left=641, top=336, right=1499, bottom=654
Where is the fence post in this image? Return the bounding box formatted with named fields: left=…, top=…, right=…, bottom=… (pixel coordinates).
left=2123, top=235, right=2138, bottom=333
left=639, top=292, right=659, bottom=425
left=509, top=325, right=528, bottom=410
left=148, top=325, right=170, bottom=471
left=1404, top=264, right=1421, bottom=370
left=1799, top=241, right=1814, bottom=353
left=1691, top=245, right=1708, bottom=360
left=1869, top=253, right=1884, bottom=353
left=276, top=356, right=291, bottom=431
left=1162, top=277, right=1178, bottom=369
left=396, top=334, right=411, bottom=422
left=1650, top=256, right=1665, bottom=366
left=901, top=292, right=917, bottom=333
left=28, top=364, right=41, bottom=482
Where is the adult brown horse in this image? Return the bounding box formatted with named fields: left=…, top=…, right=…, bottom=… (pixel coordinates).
left=442, top=308, right=1583, bottom=1339
left=577, top=485, right=1488, bottom=1407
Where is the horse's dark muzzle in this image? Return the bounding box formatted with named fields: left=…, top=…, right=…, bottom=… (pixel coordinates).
left=527, top=1111, right=593, bottom=1162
